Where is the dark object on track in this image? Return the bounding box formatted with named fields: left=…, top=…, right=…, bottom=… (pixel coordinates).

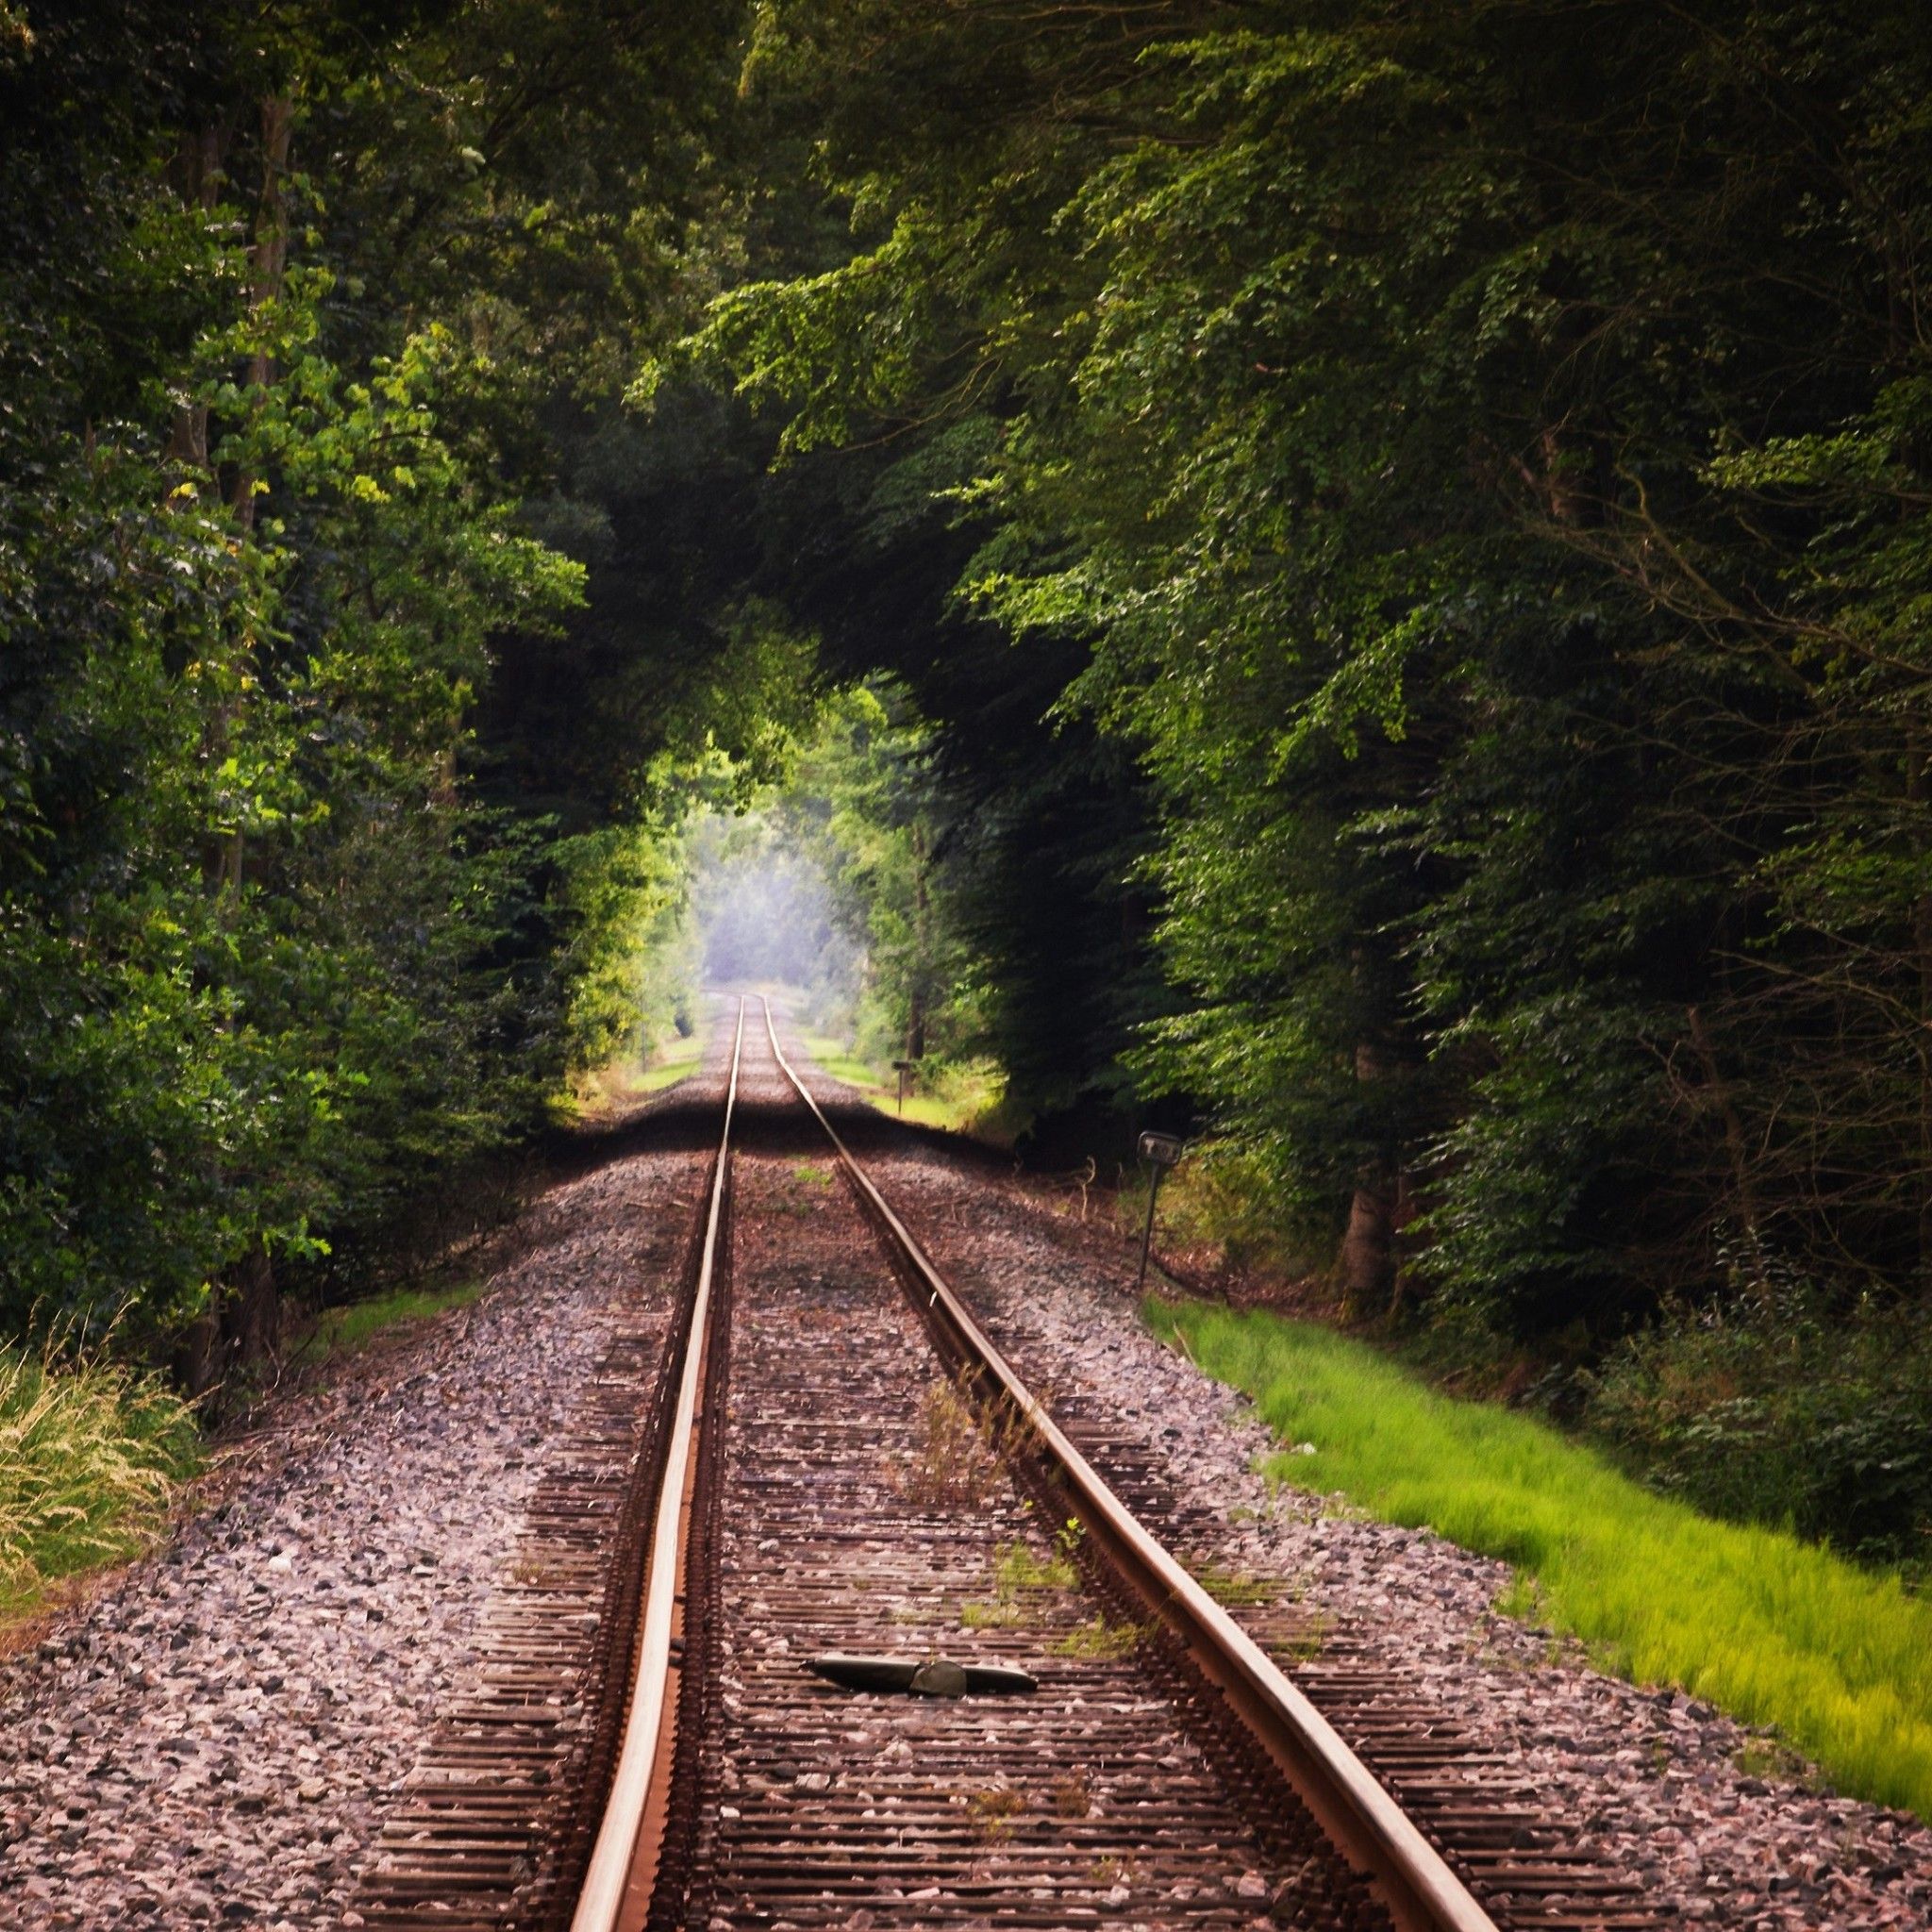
left=805, top=1651, right=1041, bottom=1696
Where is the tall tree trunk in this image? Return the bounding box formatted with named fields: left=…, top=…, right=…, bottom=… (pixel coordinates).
left=176, top=1306, right=221, bottom=1403
left=1908, top=730, right=1932, bottom=1289
left=906, top=822, right=931, bottom=1060
left=166, top=125, right=225, bottom=480
left=201, top=95, right=294, bottom=901
left=1685, top=1002, right=1769, bottom=1291
left=1883, top=251, right=1932, bottom=1292
left=1340, top=1169, right=1394, bottom=1314
left=227, top=1240, right=280, bottom=1376
left=195, top=99, right=298, bottom=1382
left=1340, top=1041, right=1398, bottom=1315
left=227, top=95, right=294, bottom=535
left=175, top=1241, right=280, bottom=1415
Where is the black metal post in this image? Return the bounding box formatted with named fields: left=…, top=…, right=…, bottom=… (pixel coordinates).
left=1137, top=1163, right=1165, bottom=1292
left=1133, top=1130, right=1185, bottom=1293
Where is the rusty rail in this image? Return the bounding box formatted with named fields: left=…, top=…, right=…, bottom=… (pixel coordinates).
left=757, top=994, right=1500, bottom=1932
left=569, top=996, right=744, bottom=1932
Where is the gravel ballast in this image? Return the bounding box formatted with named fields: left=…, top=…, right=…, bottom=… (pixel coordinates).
left=7, top=1011, right=1929, bottom=1931
left=862, top=1137, right=1932, bottom=1932
left=0, top=1140, right=704, bottom=1932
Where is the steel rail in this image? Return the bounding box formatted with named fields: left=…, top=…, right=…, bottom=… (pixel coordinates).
left=758, top=994, right=1500, bottom=1932
left=570, top=996, right=745, bottom=1932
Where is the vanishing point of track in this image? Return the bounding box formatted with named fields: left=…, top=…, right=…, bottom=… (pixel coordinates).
left=362, top=997, right=1661, bottom=1932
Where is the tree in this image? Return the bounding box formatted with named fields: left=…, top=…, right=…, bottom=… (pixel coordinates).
left=0, top=1, right=748, bottom=1376
left=668, top=0, right=1932, bottom=1348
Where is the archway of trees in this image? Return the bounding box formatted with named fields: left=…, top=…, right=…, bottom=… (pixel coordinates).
left=7, top=2, right=1932, bottom=1559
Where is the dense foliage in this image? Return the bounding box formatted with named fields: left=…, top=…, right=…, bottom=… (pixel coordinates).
left=7, top=3, right=1930, bottom=1562
left=652, top=0, right=1932, bottom=1557
left=0, top=1, right=747, bottom=1375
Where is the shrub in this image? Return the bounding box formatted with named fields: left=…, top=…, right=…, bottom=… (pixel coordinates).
left=1586, top=1275, right=1932, bottom=1573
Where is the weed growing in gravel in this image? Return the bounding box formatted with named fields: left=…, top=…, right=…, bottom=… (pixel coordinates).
left=959, top=1597, right=1024, bottom=1629
left=0, top=1342, right=199, bottom=1622
left=892, top=1375, right=1001, bottom=1508
left=1272, top=1610, right=1333, bottom=1664
left=1050, top=1770, right=1093, bottom=1817
left=1052, top=1614, right=1145, bottom=1660
left=996, top=1529, right=1079, bottom=1592
left=767, top=1163, right=837, bottom=1219
left=963, top=1785, right=1026, bottom=1841
left=1152, top=1297, right=1932, bottom=1821
left=963, top=1530, right=1079, bottom=1629
left=1189, top=1561, right=1276, bottom=1607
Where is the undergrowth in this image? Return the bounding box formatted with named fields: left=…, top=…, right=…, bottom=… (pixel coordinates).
left=800, top=1034, right=1016, bottom=1141
left=1113, top=1137, right=1324, bottom=1278
left=1052, top=1613, right=1145, bottom=1660
left=1149, top=1297, right=1932, bottom=1822
left=962, top=1526, right=1082, bottom=1629
left=628, top=1029, right=706, bottom=1096
left=304, top=1280, right=484, bottom=1357
left=893, top=1376, right=1002, bottom=1508
left=1585, top=1278, right=1932, bottom=1572
left=0, top=1343, right=200, bottom=1623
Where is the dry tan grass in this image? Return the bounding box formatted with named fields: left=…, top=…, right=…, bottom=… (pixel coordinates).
left=0, top=1342, right=199, bottom=1622
left=891, top=1373, right=1004, bottom=1508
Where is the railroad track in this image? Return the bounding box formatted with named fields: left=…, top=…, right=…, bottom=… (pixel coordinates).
left=360, top=995, right=1657, bottom=1932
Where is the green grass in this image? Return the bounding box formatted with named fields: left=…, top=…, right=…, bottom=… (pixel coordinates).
left=631, top=1028, right=706, bottom=1094
left=1052, top=1613, right=1146, bottom=1659
left=0, top=1345, right=200, bottom=1624
left=568, top=1027, right=706, bottom=1113
left=1149, top=1298, right=1932, bottom=1820
left=307, top=1280, right=485, bottom=1357
left=798, top=1034, right=1004, bottom=1134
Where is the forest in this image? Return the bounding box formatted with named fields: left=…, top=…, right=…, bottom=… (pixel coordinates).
left=4, top=0, right=1930, bottom=1591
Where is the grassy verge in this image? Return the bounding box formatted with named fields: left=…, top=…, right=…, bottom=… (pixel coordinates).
left=1149, top=1298, right=1932, bottom=1820
left=799, top=1034, right=1009, bottom=1137
left=304, top=1280, right=485, bottom=1358
left=631, top=1028, right=706, bottom=1094
left=0, top=1346, right=200, bottom=1625
left=574, top=1028, right=707, bottom=1111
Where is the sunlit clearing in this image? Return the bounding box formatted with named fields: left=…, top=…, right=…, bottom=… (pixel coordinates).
left=687, top=812, right=861, bottom=1012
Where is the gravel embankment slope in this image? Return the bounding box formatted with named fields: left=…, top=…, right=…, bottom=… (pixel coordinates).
left=0, top=1141, right=700, bottom=1932
left=865, top=1136, right=1932, bottom=1932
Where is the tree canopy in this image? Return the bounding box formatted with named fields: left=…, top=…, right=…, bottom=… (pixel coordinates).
left=5, top=0, right=1931, bottom=1555
left=668, top=0, right=1932, bottom=1335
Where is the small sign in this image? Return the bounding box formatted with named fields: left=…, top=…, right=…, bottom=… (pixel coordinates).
left=1138, top=1130, right=1186, bottom=1168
